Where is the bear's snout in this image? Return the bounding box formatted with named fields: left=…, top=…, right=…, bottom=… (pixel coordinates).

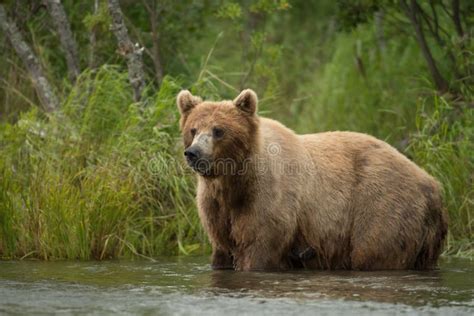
left=184, top=147, right=201, bottom=164
left=184, top=146, right=212, bottom=175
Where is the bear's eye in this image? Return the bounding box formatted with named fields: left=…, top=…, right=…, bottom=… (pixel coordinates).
left=190, top=128, right=197, bottom=137
left=212, top=127, right=224, bottom=139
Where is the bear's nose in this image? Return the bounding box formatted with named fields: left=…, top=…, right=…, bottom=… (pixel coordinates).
left=184, top=147, right=201, bottom=163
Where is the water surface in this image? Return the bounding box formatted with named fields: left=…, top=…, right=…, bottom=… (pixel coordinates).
left=0, top=256, right=473, bottom=315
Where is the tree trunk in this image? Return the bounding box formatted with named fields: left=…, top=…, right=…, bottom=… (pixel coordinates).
left=45, top=0, right=80, bottom=82
left=400, top=0, right=449, bottom=93
left=107, top=0, right=146, bottom=102
left=0, top=4, right=59, bottom=112
left=88, top=0, right=99, bottom=69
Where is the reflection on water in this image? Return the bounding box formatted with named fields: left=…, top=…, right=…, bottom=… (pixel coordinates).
left=0, top=257, right=473, bottom=315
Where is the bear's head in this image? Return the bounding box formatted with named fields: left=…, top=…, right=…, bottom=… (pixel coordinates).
left=177, top=89, right=260, bottom=177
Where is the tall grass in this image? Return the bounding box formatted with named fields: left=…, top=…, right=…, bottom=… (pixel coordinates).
left=408, top=95, right=473, bottom=257
left=0, top=66, right=206, bottom=260
left=288, top=23, right=427, bottom=143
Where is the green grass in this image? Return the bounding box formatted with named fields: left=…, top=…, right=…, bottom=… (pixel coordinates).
left=0, top=67, right=207, bottom=260
left=286, top=23, right=426, bottom=141
left=407, top=95, right=473, bottom=258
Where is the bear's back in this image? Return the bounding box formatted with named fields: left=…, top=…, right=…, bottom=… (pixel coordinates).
left=298, top=130, right=436, bottom=184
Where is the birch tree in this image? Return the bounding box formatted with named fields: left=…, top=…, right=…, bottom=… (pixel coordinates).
left=0, top=4, right=59, bottom=112
left=107, top=0, right=146, bottom=102
left=45, top=0, right=80, bottom=82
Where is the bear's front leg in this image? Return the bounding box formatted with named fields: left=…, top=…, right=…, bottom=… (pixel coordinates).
left=211, top=248, right=234, bottom=270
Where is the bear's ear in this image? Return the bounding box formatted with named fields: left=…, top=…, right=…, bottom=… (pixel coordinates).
left=176, top=90, right=202, bottom=116
left=233, top=89, right=258, bottom=115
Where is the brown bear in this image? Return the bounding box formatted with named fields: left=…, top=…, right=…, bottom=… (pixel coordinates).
left=176, top=89, right=448, bottom=271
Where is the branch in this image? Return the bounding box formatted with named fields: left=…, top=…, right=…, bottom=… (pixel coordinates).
left=416, top=1, right=450, bottom=42
left=428, top=0, right=439, bottom=39
left=121, top=14, right=156, bottom=77
left=399, top=0, right=449, bottom=93
left=438, top=1, right=454, bottom=20
left=0, top=4, right=59, bottom=112
left=417, top=1, right=457, bottom=68
left=384, top=11, right=413, bottom=37
left=107, top=0, right=146, bottom=102
left=451, top=0, right=464, bottom=37
left=45, top=0, right=80, bottom=82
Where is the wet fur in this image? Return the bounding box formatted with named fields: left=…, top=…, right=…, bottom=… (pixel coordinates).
left=177, top=90, right=448, bottom=271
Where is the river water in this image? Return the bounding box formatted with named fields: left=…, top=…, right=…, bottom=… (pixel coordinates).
left=0, top=256, right=472, bottom=315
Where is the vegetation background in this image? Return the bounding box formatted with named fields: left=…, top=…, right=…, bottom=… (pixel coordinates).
left=0, top=0, right=472, bottom=260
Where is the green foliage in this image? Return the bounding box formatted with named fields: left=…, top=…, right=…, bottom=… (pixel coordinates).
left=250, top=0, right=291, bottom=13
left=336, top=0, right=380, bottom=30
left=83, top=2, right=110, bottom=33
left=216, top=2, right=242, bottom=20
left=0, top=67, right=206, bottom=259
left=292, top=23, right=425, bottom=141
left=408, top=95, right=474, bottom=257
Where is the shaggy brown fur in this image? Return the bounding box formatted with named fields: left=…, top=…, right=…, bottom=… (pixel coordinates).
left=177, top=89, right=448, bottom=271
